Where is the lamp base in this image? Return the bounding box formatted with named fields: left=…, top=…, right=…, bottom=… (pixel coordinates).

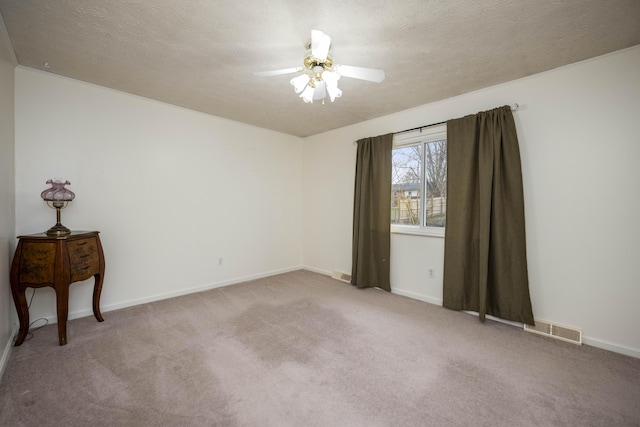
left=46, top=223, right=71, bottom=236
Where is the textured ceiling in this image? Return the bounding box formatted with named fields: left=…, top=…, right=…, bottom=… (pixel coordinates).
left=1, top=0, right=639, bottom=137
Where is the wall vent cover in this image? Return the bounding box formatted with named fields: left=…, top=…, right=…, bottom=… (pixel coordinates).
left=331, top=271, right=351, bottom=283
left=524, top=320, right=582, bottom=345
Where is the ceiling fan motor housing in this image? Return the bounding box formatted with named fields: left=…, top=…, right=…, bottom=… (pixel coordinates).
left=303, top=50, right=333, bottom=71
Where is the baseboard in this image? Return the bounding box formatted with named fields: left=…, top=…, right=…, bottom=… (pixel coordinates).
left=391, top=287, right=443, bottom=306
left=0, top=325, right=17, bottom=383
left=302, top=266, right=333, bottom=276
left=304, top=270, right=445, bottom=306
left=43, top=265, right=306, bottom=323
left=582, top=336, right=640, bottom=359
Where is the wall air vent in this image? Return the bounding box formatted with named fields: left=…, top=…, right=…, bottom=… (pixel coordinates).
left=331, top=270, right=351, bottom=284
left=524, top=320, right=582, bottom=345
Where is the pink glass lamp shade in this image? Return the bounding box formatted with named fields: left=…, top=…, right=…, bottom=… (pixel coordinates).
left=41, top=179, right=75, bottom=236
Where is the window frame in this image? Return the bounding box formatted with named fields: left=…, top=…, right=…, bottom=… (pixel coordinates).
left=391, top=124, right=447, bottom=238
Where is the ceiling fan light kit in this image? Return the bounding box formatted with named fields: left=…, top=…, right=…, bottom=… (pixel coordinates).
left=256, top=30, right=385, bottom=104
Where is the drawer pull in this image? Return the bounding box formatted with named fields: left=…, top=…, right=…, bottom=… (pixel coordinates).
left=77, top=241, right=87, bottom=246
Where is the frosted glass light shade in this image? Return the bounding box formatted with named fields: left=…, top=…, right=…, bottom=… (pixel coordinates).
left=313, top=80, right=326, bottom=100
left=300, top=85, right=315, bottom=103
left=290, top=74, right=310, bottom=93
left=322, top=71, right=340, bottom=86
left=41, top=179, right=75, bottom=201
left=326, top=85, right=342, bottom=102
left=293, top=69, right=342, bottom=103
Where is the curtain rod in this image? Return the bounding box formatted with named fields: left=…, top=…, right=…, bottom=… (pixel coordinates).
left=393, top=103, right=520, bottom=136
left=353, top=103, right=520, bottom=144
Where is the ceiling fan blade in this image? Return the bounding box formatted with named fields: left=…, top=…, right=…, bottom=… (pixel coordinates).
left=334, top=64, right=385, bottom=83
left=311, top=30, right=331, bottom=61
left=253, top=67, right=300, bottom=77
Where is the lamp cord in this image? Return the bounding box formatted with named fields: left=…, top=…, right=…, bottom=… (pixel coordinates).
left=16, top=289, right=49, bottom=343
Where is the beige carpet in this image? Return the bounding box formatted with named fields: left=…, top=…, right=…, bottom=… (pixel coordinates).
left=1, top=270, right=639, bottom=426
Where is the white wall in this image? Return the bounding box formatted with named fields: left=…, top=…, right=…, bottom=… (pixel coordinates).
left=14, top=67, right=304, bottom=322
left=302, top=46, right=640, bottom=357
left=0, top=14, right=16, bottom=378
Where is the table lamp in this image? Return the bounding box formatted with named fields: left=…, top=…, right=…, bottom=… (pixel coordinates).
left=41, top=179, right=75, bottom=236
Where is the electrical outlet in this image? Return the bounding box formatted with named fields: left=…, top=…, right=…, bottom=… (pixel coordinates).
left=428, top=268, right=435, bottom=278
left=218, top=257, right=223, bottom=266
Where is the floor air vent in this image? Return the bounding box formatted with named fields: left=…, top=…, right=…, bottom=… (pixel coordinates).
left=524, top=320, right=582, bottom=345
left=331, top=271, right=351, bottom=283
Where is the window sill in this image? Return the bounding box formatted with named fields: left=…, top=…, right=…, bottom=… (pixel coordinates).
left=391, top=225, right=445, bottom=238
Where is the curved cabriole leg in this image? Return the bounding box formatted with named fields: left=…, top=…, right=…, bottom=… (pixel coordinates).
left=92, top=273, right=104, bottom=322
left=11, top=287, right=29, bottom=346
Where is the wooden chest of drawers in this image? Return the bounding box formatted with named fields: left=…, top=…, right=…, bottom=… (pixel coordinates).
left=10, top=231, right=105, bottom=346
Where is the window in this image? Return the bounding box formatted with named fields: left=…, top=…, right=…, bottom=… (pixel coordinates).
left=391, top=124, right=447, bottom=236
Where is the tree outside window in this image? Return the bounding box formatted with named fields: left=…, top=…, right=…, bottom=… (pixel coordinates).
left=391, top=130, right=447, bottom=229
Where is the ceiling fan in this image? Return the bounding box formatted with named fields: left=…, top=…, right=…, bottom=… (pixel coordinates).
left=254, top=30, right=385, bottom=104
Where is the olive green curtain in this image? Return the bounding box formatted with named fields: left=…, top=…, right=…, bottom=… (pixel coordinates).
left=443, top=106, right=534, bottom=325
left=351, top=133, right=393, bottom=291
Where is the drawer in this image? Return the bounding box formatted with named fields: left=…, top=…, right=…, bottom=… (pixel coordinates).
left=19, top=242, right=57, bottom=284
left=67, top=237, right=98, bottom=258
left=67, top=238, right=100, bottom=282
